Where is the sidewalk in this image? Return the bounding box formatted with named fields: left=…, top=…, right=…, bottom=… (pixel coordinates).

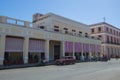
left=0, top=59, right=120, bottom=70
left=0, top=63, right=45, bottom=70
left=109, top=58, right=120, bottom=62
left=0, top=61, right=55, bottom=70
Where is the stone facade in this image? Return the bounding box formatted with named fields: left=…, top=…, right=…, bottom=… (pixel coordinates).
left=0, top=13, right=101, bottom=65
left=90, top=22, right=120, bottom=58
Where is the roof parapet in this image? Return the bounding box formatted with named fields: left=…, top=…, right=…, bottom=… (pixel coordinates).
left=0, top=16, right=32, bottom=27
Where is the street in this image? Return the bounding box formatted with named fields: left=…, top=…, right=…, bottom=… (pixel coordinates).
left=0, top=59, right=120, bottom=80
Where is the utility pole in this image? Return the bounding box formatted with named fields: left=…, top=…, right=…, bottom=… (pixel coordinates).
left=103, top=17, right=106, bottom=22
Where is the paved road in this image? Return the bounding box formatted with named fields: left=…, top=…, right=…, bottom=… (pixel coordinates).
left=0, top=59, right=120, bottom=80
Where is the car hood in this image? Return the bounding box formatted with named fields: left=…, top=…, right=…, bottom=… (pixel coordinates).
left=56, top=59, right=65, bottom=62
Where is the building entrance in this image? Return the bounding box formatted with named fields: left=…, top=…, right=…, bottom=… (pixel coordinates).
left=4, top=52, right=23, bottom=65
left=54, top=45, right=60, bottom=60
left=75, top=52, right=81, bottom=60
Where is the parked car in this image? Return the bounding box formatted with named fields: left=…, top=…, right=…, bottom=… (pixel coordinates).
left=55, top=56, right=76, bottom=65
left=102, top=56, right=108, bottom=61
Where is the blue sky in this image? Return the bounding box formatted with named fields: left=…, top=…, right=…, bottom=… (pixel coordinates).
left=0, top=0, right=120, bottom=28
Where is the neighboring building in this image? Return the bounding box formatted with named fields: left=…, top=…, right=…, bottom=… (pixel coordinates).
left=0, top=13, right=101, bottom=66
left=90, top=22, right=120, bottom=58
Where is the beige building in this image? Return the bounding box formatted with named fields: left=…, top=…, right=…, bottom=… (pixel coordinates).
left=0, top=13, right=101, bottom=66
left=90, top=22, right=120, bottom=58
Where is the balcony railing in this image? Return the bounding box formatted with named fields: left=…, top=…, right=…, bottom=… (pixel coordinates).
left=102, top=42, right=120, bottom=45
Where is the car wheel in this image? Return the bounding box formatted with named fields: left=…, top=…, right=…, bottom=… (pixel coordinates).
left=63, top=62, right=66, bottom=65
left=57, top=63, right=60, bottom=65
left=56, top=62, right=60, bottom=65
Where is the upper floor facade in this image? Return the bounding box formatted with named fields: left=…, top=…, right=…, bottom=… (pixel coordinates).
left=0, top=15, right=101, bottom=45
left=90, top=22, right=120, bottom=45
left=33, top=13, right=90, bottom=38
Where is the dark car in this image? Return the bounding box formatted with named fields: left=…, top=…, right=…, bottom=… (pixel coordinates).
left=55, top=56, right=76, bottom=65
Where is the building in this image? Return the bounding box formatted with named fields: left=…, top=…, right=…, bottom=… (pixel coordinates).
left=90, top=22, right=120, bottom=58
left=0, top=13, right=101, bottom=66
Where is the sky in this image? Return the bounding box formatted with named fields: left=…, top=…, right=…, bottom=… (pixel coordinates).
left=0, top=0, right=120, bottom=28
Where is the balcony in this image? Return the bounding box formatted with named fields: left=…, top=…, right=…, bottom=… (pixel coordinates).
left=102, top=41, right=120, bottom=45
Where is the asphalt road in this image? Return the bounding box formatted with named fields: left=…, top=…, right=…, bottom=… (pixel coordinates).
left=0, top=59, right=120, bottom=80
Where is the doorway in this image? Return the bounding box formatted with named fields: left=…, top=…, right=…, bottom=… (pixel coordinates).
left=54, top=45, right=60, bottom=60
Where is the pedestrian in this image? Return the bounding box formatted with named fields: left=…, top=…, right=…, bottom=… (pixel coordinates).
left=81, top=55, right=84, bottom=62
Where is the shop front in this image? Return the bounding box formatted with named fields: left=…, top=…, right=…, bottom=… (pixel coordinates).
left=65, top=41, right=73, bottom=56
left=4, top=36, right=24, bottom=65
left=28, top=39, right=45, bottom=64
left=74, top=42, right=82, bottom=60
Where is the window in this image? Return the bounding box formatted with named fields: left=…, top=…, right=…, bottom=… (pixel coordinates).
left=54, top=26, right=59, bottom=32
left=79, top=31, right=82, bottom=35
left=111, top=36, right=113, bottom=43
left=65, top=30, right=68, bottom=34
left=98, top=27, right=101, bottom=32
left=79, top=31, right=82, bottom=34
left=106, top=27, right=109, bottom=32
left=91, top=28, right=94, bottom=33
left=72, top=29, right=76, bottom=32
left=117, top=38, right=119, bottom=44
left=54, top=29, right=59, bottom=32
left=85, top=33, right=88, bottom=37
left=117, top=31, right=118, bottom=36
left=98, top=35, right=101, bottom=40
left=38, top=26, right=45, bottom=29
left=98, top=35, right=101, bottom=37
left=54, top=26, right=59, bottom=28
left=64, top=28, right=68, bottom=34
left=64, top=28, right=68, bottom=30
left=115, top=31, right=117, bottom=35
left=114, top=37, right=116, bottom=44
left=110, top=29, right=112, bottom=34
left=72, top=29, right=76, bottom=35
left=78, top=31, right=82, bottom=36
left=98, top=35, right=101, bottom=39
left=107, top=35, right=109, bottom=43
left=114, top=30, right=115, bottom=35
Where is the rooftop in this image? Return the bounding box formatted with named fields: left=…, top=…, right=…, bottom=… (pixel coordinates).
left=89, top=22, right=120, bottom=30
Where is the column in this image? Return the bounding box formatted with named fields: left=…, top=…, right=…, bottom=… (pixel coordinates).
left=60, top=41, right=65, bottom=58
left=89, top=44, right=91, bottom=61
left=0, top=34, right=6, bottom=65
left=95, top=45, right=97, bottom=57
left=81, top=43, right=84, bottom=57
left=45, top=40, right=50, bottom=62
left=0, top=16, right=7, bottom=23
left=104, top=46, right=107, bottom=57
left=95, top=44, right=98, bottom=61
left=100, top=45, right=102, bottom=57
left=80, top=43, right=84, bottom=61
left=73, top=42, right=75, bottom=57
left=104, top=44, right=107, bottom=55
left=23, top=37, right=29, bottom=64
left=103, top=34, right=107, bottom=43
